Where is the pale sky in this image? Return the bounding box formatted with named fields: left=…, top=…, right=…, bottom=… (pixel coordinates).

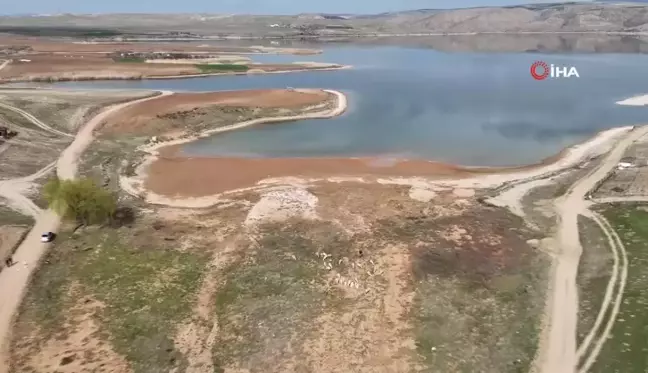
left=3, top=0, right=594, bottom=15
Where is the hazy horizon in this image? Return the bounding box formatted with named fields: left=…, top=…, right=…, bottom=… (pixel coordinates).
left=2, top=0, right=596, bottom=16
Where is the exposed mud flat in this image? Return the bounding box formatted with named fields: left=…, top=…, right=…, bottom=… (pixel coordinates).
left=132, top=124, right=629, bottom=208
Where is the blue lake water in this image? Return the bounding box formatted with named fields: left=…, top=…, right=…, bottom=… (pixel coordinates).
left=53, top=44, right=648, bottom=166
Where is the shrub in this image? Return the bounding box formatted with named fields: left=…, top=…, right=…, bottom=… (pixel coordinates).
left=43, top=177, right=117, bottom=225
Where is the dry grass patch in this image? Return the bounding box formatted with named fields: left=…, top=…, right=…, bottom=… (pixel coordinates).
left=11, top=183, right=549, bottom=373
left=374, top=198, right=546, bottom=373
left=0, top=89, right=154, bottom=132
left=11, top=213, right=215, bottom=373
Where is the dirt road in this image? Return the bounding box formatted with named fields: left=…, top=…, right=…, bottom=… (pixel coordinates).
left=575, top=211, right=620, bottom=362
left=0, top=61, right=8, bottom=72
left=541, top=125, right=648, bottom=373
left=0, top=102, right=73, bottom=138
left=576, top=211, right=628, bottom=373
left=0, top=90, right=171, bottom=373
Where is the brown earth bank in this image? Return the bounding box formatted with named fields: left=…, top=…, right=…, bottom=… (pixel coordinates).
left=145, top=155, right=476, bottom=197
left=102, top=89, right=331, bottom=134
left=142, top=141, right=565, bottom=198
left=144, top=153, right=472, bottom=197
left=0, top=54, right=342, bottom=83
left=125, top=87, right=572, bottom=198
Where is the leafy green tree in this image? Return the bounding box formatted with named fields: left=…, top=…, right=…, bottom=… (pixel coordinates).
left=43, top=177, right=116, bottom=225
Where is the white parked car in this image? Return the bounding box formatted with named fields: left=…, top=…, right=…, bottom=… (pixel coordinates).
left=41, top=232, right=55, bottom=243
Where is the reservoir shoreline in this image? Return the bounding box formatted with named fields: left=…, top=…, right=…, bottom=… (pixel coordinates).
left=119, top=88, right=637, bottom=207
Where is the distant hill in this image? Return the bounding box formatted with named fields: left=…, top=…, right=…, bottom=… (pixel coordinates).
left=1, top=2, right=648, bottom=37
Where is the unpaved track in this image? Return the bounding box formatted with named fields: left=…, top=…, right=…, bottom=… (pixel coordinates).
left=0, top=102, right=73, bottom=138
left=0, top=162, right=56, bottom=218
left=0, top=61, right=8, bottom=72
left=594, top=196, right=648, bottom=204
left=541, top=126, right=648, bottom=373
left=0, top=90, right=171, bottom=373
left=575, top=211, right=620, bottom=361
left=578, top=212, right=628, bottom=373
left=576, top=211, right=629, bottom=373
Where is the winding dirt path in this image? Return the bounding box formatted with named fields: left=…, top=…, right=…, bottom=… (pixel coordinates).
left=576, top=211, right=629, bottom=373
left=0, top=90, right=171, bottom=373
left=541, top=125, right=648, bottom=373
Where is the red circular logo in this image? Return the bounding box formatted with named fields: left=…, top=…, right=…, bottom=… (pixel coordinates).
left=530, top=61, right=549, bottom=80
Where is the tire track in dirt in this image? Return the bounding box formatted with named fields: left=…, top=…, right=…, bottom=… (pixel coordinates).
left=0, top=162, right=56, bottom=217
left=0, top=102, right=73, bottom=138
left=486, top=126, right=648, bottom=373
left=575, top=211, right=620, bottom=363
left=540, top=125, right=648, bottom=373
left=578, top=211, right=628, bottom=373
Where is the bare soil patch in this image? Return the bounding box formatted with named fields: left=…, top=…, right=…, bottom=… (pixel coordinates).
left=144, top=156, right=473, bottom=198
left=11, top=286, right=131, bottom=373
